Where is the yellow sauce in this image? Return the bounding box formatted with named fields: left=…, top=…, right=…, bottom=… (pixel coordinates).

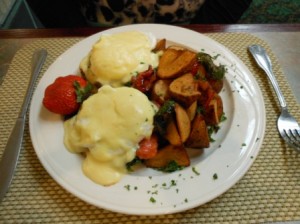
left=63, top=85, right=157, bottom=186
left=80, top=31, right=159, bottom=87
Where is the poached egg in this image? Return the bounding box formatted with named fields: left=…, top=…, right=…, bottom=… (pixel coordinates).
left=80, top=31, right=159, bottom=87
left=63, top=85, right=157, bottom=186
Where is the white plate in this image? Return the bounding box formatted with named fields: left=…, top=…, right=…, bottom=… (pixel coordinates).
left=29, top=24, right=265, bottom=215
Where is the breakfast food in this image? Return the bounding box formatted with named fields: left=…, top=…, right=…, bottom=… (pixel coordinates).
left=80, top=31, right=159, bottom=87
left=43, top=75, right=91, bottom=115
left=42, top=30, right=226, bottom=186
left=64, top=85, right=157, bottom=186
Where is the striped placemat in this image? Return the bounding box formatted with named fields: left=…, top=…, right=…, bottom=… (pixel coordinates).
left=0, top=33, right=299, bottom=223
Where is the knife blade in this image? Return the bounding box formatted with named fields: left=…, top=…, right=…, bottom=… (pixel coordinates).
left=0, top=49, right=47, bottom=202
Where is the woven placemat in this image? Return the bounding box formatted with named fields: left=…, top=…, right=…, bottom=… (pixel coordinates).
left=0, top=33, right=299, bottom=223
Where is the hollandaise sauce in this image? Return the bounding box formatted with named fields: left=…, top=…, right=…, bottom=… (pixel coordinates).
left=81, top=31, right=159, bottom=87
left=64, top=85, right=156, bottom=186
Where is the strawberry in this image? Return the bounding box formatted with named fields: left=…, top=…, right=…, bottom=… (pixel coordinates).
left=43, top=75, right=92, bottom=115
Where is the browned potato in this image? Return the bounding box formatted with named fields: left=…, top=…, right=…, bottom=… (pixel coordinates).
left=185, top=114, right=210, bottom=148
left=165, top=118, right=182, bottom=146
left=151, top=79, right=171, bottom=105
left=158, top=48, right=182, bottom=72
left=186, top=100, right=197, bottom=121
left=205, top=94, right=223, bottom=125
left=158, top=49, right=197, bottom=79
left=153, top=38, right=166, bottom=52
left=169, top=73, right=201, bottom=107
left=208, top=79, right=224, bottom=94
left=144, top=144, right=190, bottom=168
left=175, top=103, right=191, bottom=143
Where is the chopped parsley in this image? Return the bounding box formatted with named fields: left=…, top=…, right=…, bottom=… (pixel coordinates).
left=220, top=113, right=227, bottom=122
left=158, top=160, right=184, bottom=173
left=213, top=173, right=218, bottom=180
left=124, top=185, right=131, bottom=191
left=126, top=157, right=142, bottom=171
left=192, top=167, right=200, bottom=176
left=150, top=197, right=156, bottom=203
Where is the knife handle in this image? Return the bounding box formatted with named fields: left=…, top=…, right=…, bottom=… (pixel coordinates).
left=0, top=117, right=26, bottom=201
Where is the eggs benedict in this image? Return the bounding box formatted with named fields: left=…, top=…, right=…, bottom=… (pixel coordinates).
left=63, top=85, right=157, bottom=186
left=80, top=31, right=159, bottom=87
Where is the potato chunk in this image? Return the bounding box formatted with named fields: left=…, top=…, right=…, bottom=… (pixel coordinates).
left=185, top=114, right=210, bottom=148
left=144, top=144, right=190, bottom=168
left=157, top=49, right=197, bottom=79
left=175, top=103, right=191, bottom=143
left=169, top=73, right=201, bottom=107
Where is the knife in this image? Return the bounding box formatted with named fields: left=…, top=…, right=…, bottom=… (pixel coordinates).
left=0, top=49, right=47, bottom=202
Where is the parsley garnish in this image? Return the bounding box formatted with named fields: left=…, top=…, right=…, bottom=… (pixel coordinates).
left=213, top=173, right=218, bottom=180
left=158, top=161, right=184, bottom=173
left=192, top=167, right=200, bottom=176
left=150, top=197, right=156, bottom=203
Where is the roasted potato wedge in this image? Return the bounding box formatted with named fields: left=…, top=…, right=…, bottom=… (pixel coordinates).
left=158, top=49, right=197, bottom=79
left=144, top=144, right=190, bottom=168
left=175, top=103, right=191, bottom=143
left=153, top=38, right=166, bottom=52
left=185, top=114, right=210, bottom=148
left=165, top=118, right=182, bottom=146
left=205, top=94, right=223, bottom=125
left=186, top=100, right=197, bottom=121
left=158, top=48, right=183, bottom=71
left=169, top=73, right=201, bottom=107
left=151, top=79, right=171, bottom=105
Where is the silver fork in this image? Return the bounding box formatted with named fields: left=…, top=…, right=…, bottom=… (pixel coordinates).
left=248, top=44, right=300, bottom=152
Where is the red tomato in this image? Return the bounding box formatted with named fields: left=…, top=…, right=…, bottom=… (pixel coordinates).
left=136, top=134, right=158, bottom=159
left=131, top=66, right=156, bottom=93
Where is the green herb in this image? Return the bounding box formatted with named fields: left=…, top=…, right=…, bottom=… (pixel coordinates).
left=220, top=113, right=227, bottom=122
left=212, top=54, right=221, bottom=60
left=154, top=100, right=175, bottom=136
left=196, top=105, right=205, bottom=114
left=170, top=180, right=176, bottom=186
left=242, top=143, right=246, bottom=147
left=150, top=197, right=156, bottom=203
left=208, top=125, right=220, bottom=142
left=158, top=160, right=184, bottom=173
left=124, top=81, right=132, bottom=87
left=124, top=185, right=130, bottom=191
left=126, top=157, right=142, bottom=171
left=213, top=173, right=218, bottom=180
left=197, top=52, right=226, bottom=80
left=192, top=167, right=200, bottom=176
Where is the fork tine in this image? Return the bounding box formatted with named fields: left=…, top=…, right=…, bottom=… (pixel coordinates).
left=283, top=129, right=300, bottom=150
left=290, top=129, right=300, bottom=141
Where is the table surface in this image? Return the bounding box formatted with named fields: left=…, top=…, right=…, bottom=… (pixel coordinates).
left=1, top=24, right=300, bottom=103
left=0, top=24, right=300, bottom=223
